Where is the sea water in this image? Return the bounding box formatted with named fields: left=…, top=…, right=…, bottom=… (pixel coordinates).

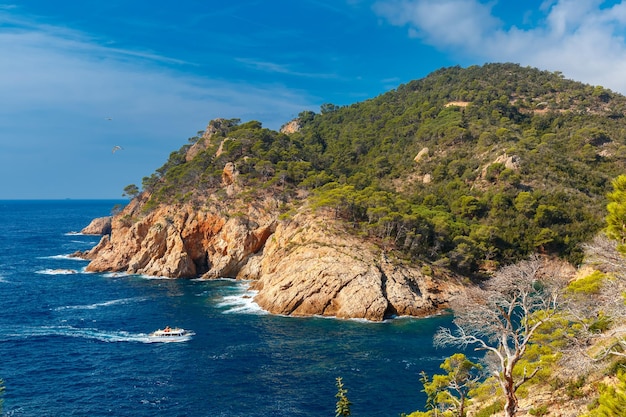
left=0, top=200, right=459, bottom=416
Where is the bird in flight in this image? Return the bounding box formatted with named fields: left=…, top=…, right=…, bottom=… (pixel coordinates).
left=112, top=145, right=123, bottom=154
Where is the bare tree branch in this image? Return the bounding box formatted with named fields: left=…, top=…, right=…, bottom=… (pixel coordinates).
left=434, top=255, right=573, bottom=417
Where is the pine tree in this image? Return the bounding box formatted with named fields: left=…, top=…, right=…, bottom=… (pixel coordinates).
left=585, top=369, right=626, bottom=416
left=605, top=175, right=626, bottom=254
left=335, top=377, right=352, bottom=417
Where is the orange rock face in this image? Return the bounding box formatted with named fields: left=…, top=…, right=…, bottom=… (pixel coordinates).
left=80, top=196, right=463, bottom=321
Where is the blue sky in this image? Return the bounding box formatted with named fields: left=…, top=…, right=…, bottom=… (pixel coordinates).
left=3, top=0, right=626, bottom=199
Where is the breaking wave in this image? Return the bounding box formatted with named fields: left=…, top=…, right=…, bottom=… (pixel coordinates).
left=216, top=285, right=265, bottom=315
left=36, top=268, right=80, bottom=275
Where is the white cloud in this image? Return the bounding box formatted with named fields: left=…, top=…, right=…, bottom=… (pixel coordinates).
left=373, top=0, right=501, bottom=50
left=373, top=0, right=626, bottom=93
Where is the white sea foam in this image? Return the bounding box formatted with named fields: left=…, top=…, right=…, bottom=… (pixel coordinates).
left=102, top=271, right=131, bottom=278
left=139, top=274, right=176, bottom=280
left=190, top=276, right=238, bottom=282
left=217, top=287, right=266, bottom=315
left=68, top=239, right=98, bottom=245
left=40, top=254, right=88, bottom=261
left=36, top=268, right=79, bottom=275
left=54, top=297, right=147, bottom=311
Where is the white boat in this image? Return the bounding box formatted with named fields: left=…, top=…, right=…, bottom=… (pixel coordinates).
left=147, top=326, right=193, bottom=342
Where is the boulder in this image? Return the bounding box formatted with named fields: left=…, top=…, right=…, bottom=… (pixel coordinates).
left=80, top=216, right=112, bottom=235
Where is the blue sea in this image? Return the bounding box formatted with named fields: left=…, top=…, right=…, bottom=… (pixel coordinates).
left=0, top=200, right=458, bottom=417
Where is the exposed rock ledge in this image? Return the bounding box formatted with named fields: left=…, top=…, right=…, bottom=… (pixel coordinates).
left=248, top=213, right=463, bottom=319
left=79, top=197, right=464, bottom=321
left=80, top=216, right=112, bottom=235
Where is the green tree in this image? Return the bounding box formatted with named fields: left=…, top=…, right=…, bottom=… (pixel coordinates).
left=122, top=184, right=140, bottom=199
left=605, top=175, right=626, bottom=254
left=335, top=377, right=352, bottom=417
left=420, top=354, right=482, bottom=417
left=321, top=103, right=340, bottom=114
left=584, top=369, right=626, bottom=416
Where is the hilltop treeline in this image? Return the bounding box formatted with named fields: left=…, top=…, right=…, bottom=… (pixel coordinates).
left=135, top=63, right=626, bottom=276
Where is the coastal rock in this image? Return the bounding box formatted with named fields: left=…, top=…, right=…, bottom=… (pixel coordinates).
left=185, top=118, right=239, bottom=162
left=280, top=119, right=302, bottom=134
left=80, top=216, right=112, bottom=235
left=249, top=213, right=462, bottom=320
left=82, top=199, right=464, bottom=321
left=83, top=202, right=276, bottom=278
left=413, top=147, right=429, bottom=163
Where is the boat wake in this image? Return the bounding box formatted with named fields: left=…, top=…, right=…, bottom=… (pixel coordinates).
left=54, top=297, right=147, bottom=311
left=0, top=325, right=191, bottom=344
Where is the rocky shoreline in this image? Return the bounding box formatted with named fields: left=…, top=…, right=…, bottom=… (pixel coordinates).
left=73, top=118, right=466, bottom=321
left=76, top=199, right=464, bottom=321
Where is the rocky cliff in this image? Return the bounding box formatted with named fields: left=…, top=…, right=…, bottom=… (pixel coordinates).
left=248, top=212, right=462, bottom=319
left=76, top=115, right=469, bottom=321
left=81, top=197, right=463, bottom=321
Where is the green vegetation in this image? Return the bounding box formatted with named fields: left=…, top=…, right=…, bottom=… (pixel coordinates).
left=584, top=369, right=626, bottom=416
left=122, top=184, right=139, bottom=199
left=566, top=270, right=608, bottom=295
left=409, top=354, right=482, bottom=417
left=399, top=175, right=626, bottom=416
left=335, top=377, right=351, bottom=417
left=127, top=63, right=626, bottom=277
left=605, top=175, right=626, bottom=255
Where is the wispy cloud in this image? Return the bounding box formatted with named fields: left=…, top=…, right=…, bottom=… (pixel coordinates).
left=236, top=57, right=339, bottom=79
left=373, top=0, right=626, bottom=93
left=0, top=9, right=316, bottom=198
left=0, top=10, right=314, bottom=127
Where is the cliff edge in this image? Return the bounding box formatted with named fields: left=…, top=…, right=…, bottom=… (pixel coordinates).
left=80, top=196, right=463, bottom=321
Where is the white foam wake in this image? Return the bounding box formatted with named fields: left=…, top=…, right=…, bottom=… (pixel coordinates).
left=1, top=325, right=191, bottom=344
left=36, top=268, right=79, bottom=275
left=54, top=297, right=146, bottom=311
left=216, top=287, right=266, bottom=315
left=39, top=254, right=88, bottom=261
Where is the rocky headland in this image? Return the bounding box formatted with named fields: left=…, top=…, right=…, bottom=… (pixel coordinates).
left=77, top=118, right=465, bottom=321
left=79, top=196, right=463, bottom=321
left=78, top=63, right=625, bottom=322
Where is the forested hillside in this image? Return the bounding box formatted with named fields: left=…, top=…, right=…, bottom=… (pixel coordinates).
left=135, top=63, right=626, bottom=277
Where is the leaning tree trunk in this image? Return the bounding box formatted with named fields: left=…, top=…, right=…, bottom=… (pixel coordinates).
left=503, top=371, right=518, bottom=417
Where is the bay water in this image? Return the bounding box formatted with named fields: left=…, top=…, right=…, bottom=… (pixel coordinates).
left=0, top=200, right=457, bottom=416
